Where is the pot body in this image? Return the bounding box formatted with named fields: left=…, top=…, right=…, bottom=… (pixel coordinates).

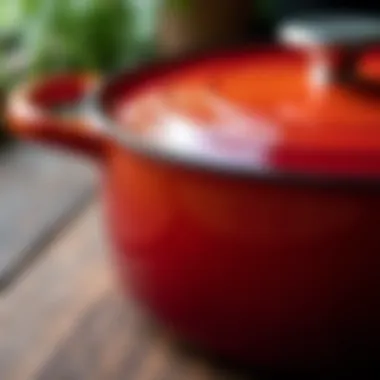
left=104, top=145, right=380, bottom=370
left=6, top=68, right=380, bottom=371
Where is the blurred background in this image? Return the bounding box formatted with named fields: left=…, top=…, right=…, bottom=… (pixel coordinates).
left=1, top=0, right=379, bottom=137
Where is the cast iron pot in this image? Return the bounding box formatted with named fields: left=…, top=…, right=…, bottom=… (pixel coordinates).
left=6, top=16, right=380, bottom=370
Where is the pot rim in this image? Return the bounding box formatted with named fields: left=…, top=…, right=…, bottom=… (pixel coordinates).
left=88, top=45, right=380, bottom=190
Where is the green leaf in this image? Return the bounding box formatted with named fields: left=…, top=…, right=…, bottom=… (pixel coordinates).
left=3, top=0, right=149, bottom=74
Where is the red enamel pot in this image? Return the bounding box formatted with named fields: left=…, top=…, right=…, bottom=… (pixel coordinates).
left=6, top=16, right=380, bottom=370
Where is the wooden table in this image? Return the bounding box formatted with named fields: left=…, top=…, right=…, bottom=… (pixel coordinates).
left=2, top=200, right=378, bottom=380
left=0, top=200, right=261, bottom=380
left=0, top=143, right=259, bottom=380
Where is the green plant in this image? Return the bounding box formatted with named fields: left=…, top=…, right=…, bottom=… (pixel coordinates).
left=0, top=0, right=157, bottom=76
left=0, top=0, right=157, bottom=142
left=25, top=0, right=141, bottom=73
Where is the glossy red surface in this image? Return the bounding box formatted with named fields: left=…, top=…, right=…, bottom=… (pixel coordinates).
left=105, top=147, right=380, bottom=369
left=6, top=47, right=380, bottom=370
left=7, top=73, right=106, bottom=158
left=110, top=48, right=380, bottom=178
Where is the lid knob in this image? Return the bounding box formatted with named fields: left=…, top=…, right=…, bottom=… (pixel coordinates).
left=278, top=15, right=380, bottom=90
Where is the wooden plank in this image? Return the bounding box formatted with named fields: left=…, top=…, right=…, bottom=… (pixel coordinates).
left=34, top=292, right=243, bottom=380
left=0, top=202, right=112, bottom=380
left=1, top=200, right=373, bottom=379
left=0, top=142, right=98, bottom=289
left=0, top=202, right=251, bottom=380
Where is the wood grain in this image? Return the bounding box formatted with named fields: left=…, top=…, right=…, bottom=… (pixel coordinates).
left=0, top=202, right=111, bottom=380
left=0, top=142, right=98, bottom=289
left=34, top=292, right=244, bottom=380
left=0, top=202, right=254, bottom=380
left=1, top=200, right=372, bottom=380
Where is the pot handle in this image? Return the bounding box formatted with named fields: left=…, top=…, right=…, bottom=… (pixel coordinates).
left=278, top=15, right=380, bottom=93
left=5, top=73, right=107, bottom=159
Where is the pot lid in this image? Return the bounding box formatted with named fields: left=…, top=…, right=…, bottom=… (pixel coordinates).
left=101, top=15, right=380, bottom=182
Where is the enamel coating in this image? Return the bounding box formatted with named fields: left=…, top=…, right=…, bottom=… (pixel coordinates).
left=6, top=47, right=380, bottom=370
